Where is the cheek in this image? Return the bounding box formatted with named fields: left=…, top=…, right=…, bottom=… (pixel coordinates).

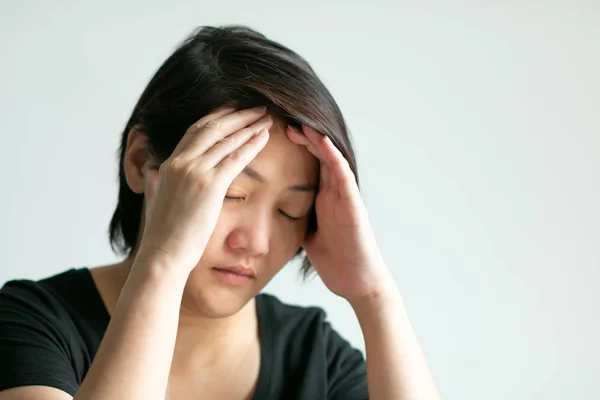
left=256, top=219, right=307, bottom=274
left=262, top=235, right=300, bottom=277
left=270, top=220, right=308, bottom=257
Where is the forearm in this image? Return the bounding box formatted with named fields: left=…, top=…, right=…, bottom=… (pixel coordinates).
left=74, top=256, right=188, bottom=400
left=351, top=285, right=440, bottom=400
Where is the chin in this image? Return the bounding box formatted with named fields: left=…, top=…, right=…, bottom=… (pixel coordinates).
left=181, top=265, right=257, bottom=318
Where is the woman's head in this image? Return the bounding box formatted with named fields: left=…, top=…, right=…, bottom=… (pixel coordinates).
left=110, top=25, right=359, bottom=314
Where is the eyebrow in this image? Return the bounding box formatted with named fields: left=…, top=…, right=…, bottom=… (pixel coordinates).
left=242, top=167, right=317, bottom=192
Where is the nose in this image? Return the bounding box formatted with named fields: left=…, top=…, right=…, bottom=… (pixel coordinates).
left=226, top=208, right=270, bottom=257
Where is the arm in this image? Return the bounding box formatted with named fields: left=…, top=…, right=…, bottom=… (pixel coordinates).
left=0, top=387, right=73, bottom=400
left=350, top=283, right=441, bottom=400
left=286, top=124, right=441, bottom=399
left=0, top=106, right=273, bottom=400
left=0, top=257, right=188, bottom=400
left=73, top=258, right=188, bottom=400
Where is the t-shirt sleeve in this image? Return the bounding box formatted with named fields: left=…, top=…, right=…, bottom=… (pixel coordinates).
left=323, top=320, right=369, bottom=400
left=0, top=281, right=79, bottom=396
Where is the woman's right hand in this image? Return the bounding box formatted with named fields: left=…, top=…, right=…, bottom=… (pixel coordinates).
left=134, top=106, right=273, bottom=274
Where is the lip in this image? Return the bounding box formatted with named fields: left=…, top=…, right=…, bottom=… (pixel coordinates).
left=212, top=265, right=256, bottom=278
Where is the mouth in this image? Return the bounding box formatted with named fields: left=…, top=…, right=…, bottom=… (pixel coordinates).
left=211, top=265, right=256, bottom=286
left=213, top=265, right=256, bottom=277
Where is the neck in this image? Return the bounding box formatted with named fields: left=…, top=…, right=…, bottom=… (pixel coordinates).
left=91, top=257, right=258, bottom=369
left=175, top=298, right=258, bottom=370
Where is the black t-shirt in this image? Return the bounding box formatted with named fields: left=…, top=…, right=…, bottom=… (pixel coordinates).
left=0, top=268, right=368, bottom=399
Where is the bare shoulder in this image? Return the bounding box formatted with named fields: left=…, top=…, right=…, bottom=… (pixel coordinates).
left=0, top=386, right=72, bottom=400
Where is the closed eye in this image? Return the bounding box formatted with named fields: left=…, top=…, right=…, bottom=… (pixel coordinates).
left=279, top=210, right=301, bottom=221
left=225, top=196, right=302, bottom=222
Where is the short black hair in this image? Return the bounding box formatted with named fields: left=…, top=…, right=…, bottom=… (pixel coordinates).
left=108, top=25, right=359, bottom=277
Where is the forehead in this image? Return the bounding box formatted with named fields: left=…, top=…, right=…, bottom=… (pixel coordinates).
left=248, top=118, right=319, bottom=185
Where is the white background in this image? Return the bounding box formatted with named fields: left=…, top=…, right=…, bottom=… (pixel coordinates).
left=1, top=1, right=598, bottom=399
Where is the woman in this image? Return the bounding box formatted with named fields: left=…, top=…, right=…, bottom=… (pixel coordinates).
left=0, top=25, right=439, bottom=400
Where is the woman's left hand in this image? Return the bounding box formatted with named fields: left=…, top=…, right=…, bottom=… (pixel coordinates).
left=286, top=125, right=396, bottom=304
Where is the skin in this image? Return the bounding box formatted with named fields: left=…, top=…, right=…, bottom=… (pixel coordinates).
left=91, top=110, right=321, bottom=399
left=0, top=106, right=440, bottom=400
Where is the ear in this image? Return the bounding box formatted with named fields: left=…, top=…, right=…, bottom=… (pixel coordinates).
left=123, top=127, right=154, bottom=194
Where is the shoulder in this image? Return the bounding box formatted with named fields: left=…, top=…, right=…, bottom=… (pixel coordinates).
left=0, top=267, right=100, bottom=396
left=1, top=268, right=77, bottom=313
left=0, top=267, right=109, bottom=353
left=0, top=268, right=98, bottom=319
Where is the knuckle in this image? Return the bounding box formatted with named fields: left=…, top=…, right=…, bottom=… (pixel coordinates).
left=157, top=157, right=215, bottom=191
left=186, top=121, right=204, bottom=134
left=193, top=174, right=211, bottom=190
left=164, top=158, right=195, bottom=178
left=165, top=157, right=184, bottom=172
left=204, top=119, right=223, bottom=132
left=218, top=136, right=234, bottom=147
left=228, top=150, right=242, bottom=161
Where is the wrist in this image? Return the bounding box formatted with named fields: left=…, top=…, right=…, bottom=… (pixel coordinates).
left=348, top=282, right=404, bottom=319
left=130, top=248, right=192, bottom=286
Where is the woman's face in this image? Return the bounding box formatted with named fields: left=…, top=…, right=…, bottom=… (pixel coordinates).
left=181, top=117, right=319, bottom=318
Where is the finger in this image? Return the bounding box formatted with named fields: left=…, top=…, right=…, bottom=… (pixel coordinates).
left=171, top=106, right=236, bottom=157
left=300, top=125, right=332, bottom=164
left=216, top=129, right=270, bottom=179
left=286, top=125, right=325, bottom=161
left=302, top=125, right=349, bottom=171
left=302, top=125, right=359, bottom=197
left=321, top=135, right=360, bottom=198
left=288, top=125, right=334, bottom=190
left=289, top=125, right=356, bottom=196
left=286, top=125, right=311, bottom=145
left=174, top=106, right=269, bottom=160
left=201, top=114, right=273, bottom=167
left=319, top=161, right=331, bottom=190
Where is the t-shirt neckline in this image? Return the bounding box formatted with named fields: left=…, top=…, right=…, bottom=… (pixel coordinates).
left=80, top=267, right=273, bottom=399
